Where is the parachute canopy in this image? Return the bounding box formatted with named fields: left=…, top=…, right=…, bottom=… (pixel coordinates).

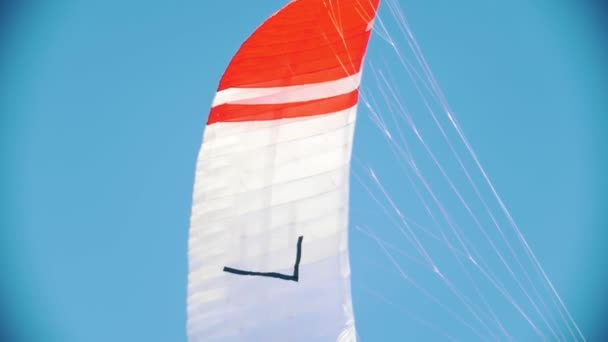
left=187, top=0, right=380, bottom=340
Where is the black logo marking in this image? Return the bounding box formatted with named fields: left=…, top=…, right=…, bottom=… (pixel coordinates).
left=223, top=236, right=303, bottom=282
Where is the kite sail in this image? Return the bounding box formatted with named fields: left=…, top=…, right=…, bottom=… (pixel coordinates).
left=187, top=0, right=380, bottom=341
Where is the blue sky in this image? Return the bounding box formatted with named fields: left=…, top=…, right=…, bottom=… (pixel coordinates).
left=1, top=0, right=606, bottom=341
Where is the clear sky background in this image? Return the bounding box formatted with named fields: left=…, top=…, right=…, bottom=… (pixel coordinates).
left=1, top=0, right=606, bottom=341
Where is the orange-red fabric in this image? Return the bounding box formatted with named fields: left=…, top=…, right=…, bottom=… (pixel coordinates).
left=218, top=0, right=379, bottom=90
left=208, top=0, right=379, bottom=124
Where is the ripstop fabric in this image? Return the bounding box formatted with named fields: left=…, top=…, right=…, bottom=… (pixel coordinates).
left=187, top=1, right=380, bottom=340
